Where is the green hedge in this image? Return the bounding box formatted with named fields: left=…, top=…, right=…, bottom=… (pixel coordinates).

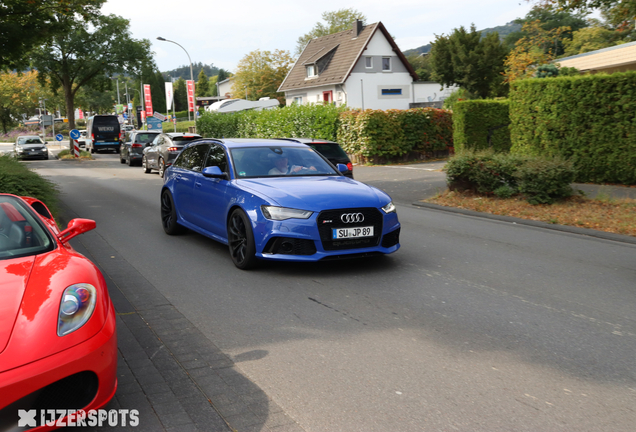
left=445, top=150, right=575, bottom=204
left=196, top=104, right=344, bottom=140
left=510, top=72, right=636, bottom=184
left=337, top=108, right=453, bottom=159
left=453, top=99, right=511, bottom=153
left=0, top=155, right=59, bottom=216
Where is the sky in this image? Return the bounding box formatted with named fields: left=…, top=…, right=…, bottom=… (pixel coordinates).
left=101, top=0, right=536, bottom=74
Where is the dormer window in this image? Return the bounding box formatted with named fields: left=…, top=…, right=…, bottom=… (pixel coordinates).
left=306, top=65, right=316, bottom=77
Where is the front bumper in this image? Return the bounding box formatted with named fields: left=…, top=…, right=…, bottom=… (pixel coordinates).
left=252, top=208, right=401, bottom=262
left=0, top=303, right=117, bottom=431
left=17, top=150, right=48, bottom=160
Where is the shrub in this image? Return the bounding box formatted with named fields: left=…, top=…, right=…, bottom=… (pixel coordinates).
left=444, top=150, right=575, bottom=204
left=510, top=71, right=636, bottom=184
left=0, top=155, right=59, bottom=216
left=453, top=99, right=511, bottom=153
left=514, top=157, right=576, bottom=204
left=196, top=104, right=344, bottom=140
left=337, top=108, right=453, bottom=159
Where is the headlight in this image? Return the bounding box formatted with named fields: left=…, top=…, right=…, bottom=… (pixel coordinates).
left=381, top=201, right=396, bottom=214
left=15, top=145, right=23, bottom=152
left=57, top=283, right=97, bottom=336
left=261, top=205, right=313, bottom=221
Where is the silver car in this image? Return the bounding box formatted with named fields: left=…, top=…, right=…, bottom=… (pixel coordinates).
left=14, top=136, right=49, bottom=160
left=142, top=132, right=201, bottom=178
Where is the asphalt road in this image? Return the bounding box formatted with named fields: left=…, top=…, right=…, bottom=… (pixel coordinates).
left=26, top=153, right=636, bottom=431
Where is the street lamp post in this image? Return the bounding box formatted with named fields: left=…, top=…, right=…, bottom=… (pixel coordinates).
left=157, top=37, right=194, bottom=122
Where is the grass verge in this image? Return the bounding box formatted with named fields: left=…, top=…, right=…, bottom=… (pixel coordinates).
left=57, top=149, right=92, bottom=160
left=426, top=190, right=636, bottom=237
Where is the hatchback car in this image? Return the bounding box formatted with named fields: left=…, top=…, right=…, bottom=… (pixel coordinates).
left=143, top=132, right=202, bottom=177
left=277, top=138, right=353, bottom=178
left=160, top=138, right=400, bottom=269
left=14, top=136, right=48, bottom=160
left=120, top=130, right=161, bottom=166
left=0, top=194, right=117, bottom=429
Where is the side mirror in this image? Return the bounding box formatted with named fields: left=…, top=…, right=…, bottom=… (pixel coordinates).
left=57, top=218, right=96, bottom=243
left=202, top=166, right=228, bottom=179
left=336, top=163, right=348, bottom=173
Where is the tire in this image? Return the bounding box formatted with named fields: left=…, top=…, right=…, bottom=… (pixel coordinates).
left=142, top=156, right=151, bottom=173
left=90, top=146, right=95, bottom=154
left=160, top=190, right=185, bottom=235
left=227, top=208, right=257, bottom=270
left=115, top=147, right=120, bottom=154
left=120, top=155, right=126, bottom=164
left=159, top=158, right=166, bottom=178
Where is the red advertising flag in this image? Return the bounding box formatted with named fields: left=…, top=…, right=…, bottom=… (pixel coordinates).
left=186, top=80, right=195, bottom=112
left=144, top=85, right=153, bottom=117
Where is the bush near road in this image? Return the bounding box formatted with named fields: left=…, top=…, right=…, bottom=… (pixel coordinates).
left=0, top=155, right=59, bottom=217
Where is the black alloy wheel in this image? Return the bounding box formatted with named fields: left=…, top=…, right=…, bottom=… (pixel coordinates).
left=227, top=209, right=257, bottom=270
left=160, top=190, right=185, bottom=235
left=159, top=158, right=166, bottom=178
left=142, top=155, right=151, bottom=173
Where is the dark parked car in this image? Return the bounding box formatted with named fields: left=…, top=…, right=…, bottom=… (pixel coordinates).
left=276, top=138, right=353, bottom=178
left=142, top=132, right=202, bottom=178
left=120, top=130, right=161, bottom=166
left=14, top=135, right=48, bottom=160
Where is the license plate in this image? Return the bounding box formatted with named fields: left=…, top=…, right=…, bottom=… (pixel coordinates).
left=29, top=152, right=38, bottom=155
left=332, top=226, right=374, bottom=239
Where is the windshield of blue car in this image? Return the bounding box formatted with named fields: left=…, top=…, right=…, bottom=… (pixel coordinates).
left=0, top=196, right=55, bottom=260
left=230, top=146, right=338, bottom=178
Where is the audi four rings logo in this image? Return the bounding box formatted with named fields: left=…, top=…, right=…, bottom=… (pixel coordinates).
left=341, top=213, right=364, bottom=223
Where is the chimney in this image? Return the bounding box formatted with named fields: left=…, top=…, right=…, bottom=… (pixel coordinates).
left=352, top=19, right=363, bottom=38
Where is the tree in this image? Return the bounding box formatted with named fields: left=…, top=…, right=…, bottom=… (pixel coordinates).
left=505, top=5, right=588, bottom=55
left=406, top=54, right=433, bottom=81
left=528, top=1, right=635, bottom=32
left=504, top=20, right=571, bottom=82
left=295, top=9, right=366, bottom=55
left=196, top=69, right=209, bottom=97
left=429, top=25, right=509, bottom=98
left=232, top=50, right=293, bottom=104
left=30, top=12, right=153, bottom=129
left=174, top=78, right=187, bottom=112
left=0, top=0, right=104, bottom=71
left=562, top=22, right=623, bottom=55
left=0, top=71, right=40, bottom=133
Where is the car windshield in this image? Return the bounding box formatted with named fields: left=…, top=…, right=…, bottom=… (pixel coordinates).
left=0, top=196, right=55, bottom=260
left=19, top=137, right=43, bottom=145
left=135, top=133, right=159, bottom=144
left=230, top=146, right=338, bottom=178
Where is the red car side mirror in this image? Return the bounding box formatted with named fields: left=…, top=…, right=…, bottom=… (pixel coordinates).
left=58, top=218, right=96, bottom=243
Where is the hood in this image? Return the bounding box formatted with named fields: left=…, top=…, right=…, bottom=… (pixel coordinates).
left=19, top=143, right=46, bottom=149
left=238, top=176, right=389, bottom=211
left=0, top=256, right=34, bottom=355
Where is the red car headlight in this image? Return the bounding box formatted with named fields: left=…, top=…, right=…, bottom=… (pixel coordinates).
left=57, top=283, right=97, bottom=336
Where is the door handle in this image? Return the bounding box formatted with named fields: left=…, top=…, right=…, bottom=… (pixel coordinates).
left=195, top=182, right=202, bottom=188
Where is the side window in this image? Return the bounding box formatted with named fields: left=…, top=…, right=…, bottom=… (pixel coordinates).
left=173, top=146, right=195, bottom=169
left=204, top=144, right=228, bottom=173
left=155, top=136, right=164, bottom=146
left=189, top=144, right=210, bottom=172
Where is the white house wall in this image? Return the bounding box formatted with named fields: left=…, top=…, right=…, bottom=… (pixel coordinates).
left=345, top=72, right=413, bottom=110
left=284, top=85, right=342, bottom=107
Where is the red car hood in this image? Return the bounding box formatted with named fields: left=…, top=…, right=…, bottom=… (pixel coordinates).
left=0, top=256, right=34, bottom=355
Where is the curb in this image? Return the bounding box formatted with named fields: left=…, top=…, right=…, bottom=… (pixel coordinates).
left=412, top=201, right=636, bottom=246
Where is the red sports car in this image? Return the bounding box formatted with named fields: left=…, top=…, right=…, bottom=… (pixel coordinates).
left=0, top=193, right=117, bottom=430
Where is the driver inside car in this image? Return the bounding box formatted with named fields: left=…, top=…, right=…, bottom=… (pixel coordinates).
left=268, top=155, right=316, bottom=175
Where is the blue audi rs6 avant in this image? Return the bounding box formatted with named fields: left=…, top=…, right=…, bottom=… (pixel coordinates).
left=160, top=138, right=400, bottom=269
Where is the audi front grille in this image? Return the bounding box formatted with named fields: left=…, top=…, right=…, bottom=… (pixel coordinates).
left=316, top=208, right=383, bottom=251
